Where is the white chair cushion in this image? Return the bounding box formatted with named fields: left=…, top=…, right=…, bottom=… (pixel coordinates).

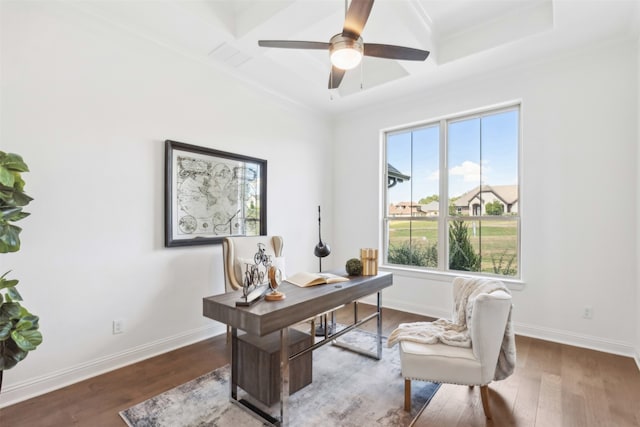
left=399, top=340, right=484, bottom=385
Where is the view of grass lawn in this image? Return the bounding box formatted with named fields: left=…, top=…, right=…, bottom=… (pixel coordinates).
left=388, top=219, right=518, bottom=275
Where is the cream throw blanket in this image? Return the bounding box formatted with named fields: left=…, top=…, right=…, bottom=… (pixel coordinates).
left=388, top=277, right=516, bottom=381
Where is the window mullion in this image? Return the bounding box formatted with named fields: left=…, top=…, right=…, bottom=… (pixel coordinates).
left=438, top=119, right=447, bottom=271
left=480, top=116, right=484, bottom=191
left=409, top=131, right=414, bottom=255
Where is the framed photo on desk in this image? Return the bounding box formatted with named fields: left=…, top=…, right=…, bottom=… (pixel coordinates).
left=164, top=140, right=267, bottom=247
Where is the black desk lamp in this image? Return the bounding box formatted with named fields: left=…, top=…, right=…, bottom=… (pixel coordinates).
left=314, top=205, right=334, bottom=336
left=314, top=205, right=331, bottom=270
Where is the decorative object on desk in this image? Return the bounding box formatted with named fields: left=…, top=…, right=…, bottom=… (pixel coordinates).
left=345, top=258, right=363, bottom=276
left=313, top=205, right=331, bottom=271
left=223, top=237, right=284, bottom=292
left=236, top=242, right=272, bottom=306
left=285, top=271, right=348, bottom=287
left=265, top=265, right=285, bottom=301
left=119, top=328, right=440, bottom=427
left=164, top=140, right=267, bottom=247
left=361, top=248, right=378, bottom=275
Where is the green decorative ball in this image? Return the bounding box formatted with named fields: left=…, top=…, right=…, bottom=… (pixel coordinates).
left=345, top=258, right=363, bottom=276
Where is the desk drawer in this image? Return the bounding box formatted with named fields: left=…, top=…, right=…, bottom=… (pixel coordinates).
left=236, top=328, right=312, bottom=406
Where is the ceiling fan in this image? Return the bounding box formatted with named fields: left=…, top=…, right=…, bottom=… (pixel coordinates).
left=258, top=0, right=430, bottom=89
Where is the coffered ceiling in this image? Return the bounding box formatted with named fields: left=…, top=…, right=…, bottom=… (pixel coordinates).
left=73, top=0, right=639, bottom=114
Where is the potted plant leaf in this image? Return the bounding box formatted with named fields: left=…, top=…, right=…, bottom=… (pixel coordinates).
left=0, top=151, right=42, bottom=392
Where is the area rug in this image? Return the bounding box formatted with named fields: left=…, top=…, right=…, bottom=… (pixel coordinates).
left=120, top=328, right=439, bottom=426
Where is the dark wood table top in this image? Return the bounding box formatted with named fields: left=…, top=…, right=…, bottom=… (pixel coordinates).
left=203, top=271, right=393, bottom=336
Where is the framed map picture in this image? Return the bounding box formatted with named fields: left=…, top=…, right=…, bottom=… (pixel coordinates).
left=164, top=140, right=267, bottom=247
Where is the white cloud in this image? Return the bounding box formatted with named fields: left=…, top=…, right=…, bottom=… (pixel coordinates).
left=449, top=160, right=491, bottom=183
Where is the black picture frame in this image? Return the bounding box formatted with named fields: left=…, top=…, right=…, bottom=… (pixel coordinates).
left=164, top=140, right=267, bottom=247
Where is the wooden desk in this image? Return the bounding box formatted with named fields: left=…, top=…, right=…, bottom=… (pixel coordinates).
left=203, top=271, right=393, bottom=426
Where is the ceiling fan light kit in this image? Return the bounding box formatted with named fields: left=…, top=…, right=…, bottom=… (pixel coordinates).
left=258, top=0, right=429, bottom=89
left=329, top=34, right=364, bottom=70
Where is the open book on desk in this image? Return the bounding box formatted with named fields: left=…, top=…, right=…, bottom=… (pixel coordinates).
left=285, top=272, right=349, bottom=287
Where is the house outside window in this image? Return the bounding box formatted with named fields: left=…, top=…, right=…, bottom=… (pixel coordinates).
left=384, top=105, right=520, bottom=278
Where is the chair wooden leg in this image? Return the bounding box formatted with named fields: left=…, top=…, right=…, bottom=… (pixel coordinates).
left=404, top=379, right=411, bottom=411
left=480, top=385, right=492, bottom=419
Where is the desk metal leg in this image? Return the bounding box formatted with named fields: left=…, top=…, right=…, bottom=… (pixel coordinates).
left=230, top=327, right=238, bottom=401
left=327, top=291, right=383, bottom=360
left=279, top=327, right=290, bottom=426
left=376, top=291, right=382, bottom=360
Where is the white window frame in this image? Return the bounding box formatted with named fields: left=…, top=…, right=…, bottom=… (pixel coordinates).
left=381, top=103, right=523, bottom=283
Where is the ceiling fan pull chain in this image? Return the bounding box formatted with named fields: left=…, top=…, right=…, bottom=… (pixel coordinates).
left=360, top=60, right=364, bottom=90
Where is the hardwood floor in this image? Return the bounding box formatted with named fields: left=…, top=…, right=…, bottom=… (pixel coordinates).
left=1, top=304, right=639, bottom=426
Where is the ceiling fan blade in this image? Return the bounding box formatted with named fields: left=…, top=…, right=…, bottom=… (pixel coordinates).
left=258, top=40, right=330, bottom=50
left=363, top=43, right=430, bottom=61
left=328, top=67, right=346, bottom=89
left=342, top=0, right=374, bottom=38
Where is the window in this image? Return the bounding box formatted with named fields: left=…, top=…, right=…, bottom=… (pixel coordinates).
left=384, top=106, right=520, bottom=278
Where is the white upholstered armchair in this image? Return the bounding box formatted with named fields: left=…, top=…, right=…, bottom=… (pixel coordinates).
left=393, top=277, right=514, bottom=419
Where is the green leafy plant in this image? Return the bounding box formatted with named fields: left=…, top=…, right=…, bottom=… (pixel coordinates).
left=0, top=272, right=41, bottom=369
left=448, top=220, right=480, bottom=272
left=0, top=153, right=32, bottom=252
left=388, top=240, right=438, bottom=268
left=0, top=151, right=41, bottom=390
left=491, top=249, right=517, bottom=276
left=485, top=201, right=504, bottom=216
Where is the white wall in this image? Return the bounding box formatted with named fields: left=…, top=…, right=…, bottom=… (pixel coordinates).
left=1, top=1, right=638, bottom=409
left=333, top=39, right=639, bottom=357
left=636, top=35, right=640, bottom=370
left=0, top=2, right=333, bottom=405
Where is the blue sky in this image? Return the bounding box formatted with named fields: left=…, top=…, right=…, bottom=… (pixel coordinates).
left=387, top=109, right=518, bottom=204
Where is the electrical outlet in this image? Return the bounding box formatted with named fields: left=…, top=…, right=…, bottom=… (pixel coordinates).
left=582, top=306, right=593, bottom=319
left=112, top=319, right=125, bottom=334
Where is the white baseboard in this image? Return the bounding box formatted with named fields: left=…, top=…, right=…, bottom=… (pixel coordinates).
left=381, top=298, right=638, bottom=363
left=380, top=296, right=450, bottom=323
left=0, top=324, right=225, bottom=408
left=635, top=349, right=640, bottom=372
left=514, top=322, right=636, bottom=358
